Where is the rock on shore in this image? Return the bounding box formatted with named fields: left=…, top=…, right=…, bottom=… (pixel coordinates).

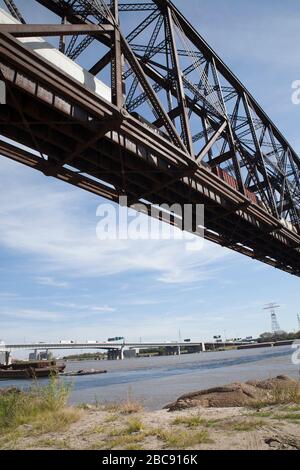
left=165, top=375, right=298, bottom=411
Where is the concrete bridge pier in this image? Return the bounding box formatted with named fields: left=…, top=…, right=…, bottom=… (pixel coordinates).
left=119, top=346, right=124, bottom=361
left=107, top=347, right=124, bottom=360
left=5, top=351, right=11, bottom=366
left=107, top=349, right=118, bottom=360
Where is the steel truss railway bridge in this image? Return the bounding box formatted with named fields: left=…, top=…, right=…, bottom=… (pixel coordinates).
left=0, top=0, right=299, bottom=275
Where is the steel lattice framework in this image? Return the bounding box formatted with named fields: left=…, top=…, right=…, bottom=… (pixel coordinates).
left=0, top=0, right=300, bottom=276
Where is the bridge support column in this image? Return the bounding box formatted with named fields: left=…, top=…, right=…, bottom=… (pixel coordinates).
left=118, top=346, right=124, bottom=360
left=5, top=351, right=11, bottom=366
left=107, top=348, right=124, bottom=360
left=107, top=349, right=118, bottom=360
left=201, top=342, right=206, bottom=352
left=177, top=346, right=181, bottom=356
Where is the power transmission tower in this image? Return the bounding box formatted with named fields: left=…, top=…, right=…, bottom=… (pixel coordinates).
left=263, top=303, right=281, bottom=334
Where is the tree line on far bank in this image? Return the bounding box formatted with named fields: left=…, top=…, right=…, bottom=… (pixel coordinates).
left=258, top=330, right=300, bottom=343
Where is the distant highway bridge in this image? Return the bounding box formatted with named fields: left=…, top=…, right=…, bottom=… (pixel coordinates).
left=0, top=341, right=206, bottom=362
left=0, top=339, right=294, bottom=364
left=2, top=341, right=205, bottom=350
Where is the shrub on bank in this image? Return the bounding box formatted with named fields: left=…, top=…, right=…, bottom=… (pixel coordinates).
left=0, top=377, right=74, bottom=432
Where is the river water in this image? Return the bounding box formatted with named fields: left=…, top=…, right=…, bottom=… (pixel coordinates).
left=0, top=346, right=299, bottom=410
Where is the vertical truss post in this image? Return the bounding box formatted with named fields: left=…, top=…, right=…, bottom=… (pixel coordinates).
left=165, top=4, right=194, bottom=157
left=111, top=0, right=123, bottom=109
left=211, top=58, right=245, bottom=193
left=242, top=93, right=279, bottom=217
left=211, top=57, right=226, bottom=116
left=227, top=124, right=245, bottom=194
left=201, top=116, right=213, bottom=162
left=165, top=39, right=173, bottom=114
left=279, top=150, right=287, bottom=217
left=59, top=16, right=67, bottom=54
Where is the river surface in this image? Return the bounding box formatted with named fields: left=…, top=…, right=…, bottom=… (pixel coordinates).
left=1, top=346, right=299, bottom=410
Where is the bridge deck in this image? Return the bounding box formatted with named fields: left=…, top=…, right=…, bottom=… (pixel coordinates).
left=3, top=342, right=204, bottom=350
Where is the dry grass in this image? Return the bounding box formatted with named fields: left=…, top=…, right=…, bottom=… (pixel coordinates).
left=108, top=427, right=124, bottom=437
left=0, top=377, right=81, bottom=447
left=104, top=432, right=146, bottom=450
left=155, top=428, right=211, bottom=449
left=100, top=415, right=212, bottom=450
left=84, top=413, right=147, bottom=450
left=250, top=406, right=300, bottom=424
left=271, top=382, right=300, bottom=404
left=251, top=411, right=273, bottom=418
left=123, top=444, right=144, bottom=450
left=272, top=413, right=300, bottom=422
left=126, top=417, right=143, bottom=434
left=249, top=381, right=300, bottom=410
left=106, top=417, right=143, bottom=439
left=103, top=399, right=144, bottom=415
left=26, top=408, right=82, bottom=435
left=104, top=414, right=119, bottom=423
left=282, top=405, right=300, bottom=412
left=80, top=425, right=105, bottom=437
left=0, top=430, right=22, bottom=450
left=32, top=438, right=71, bottom=449
left=172, top=415, right=206, bottom=428
left=229, top=420, right=266, bottom=432
left=203, top=419, right=222, bottom=428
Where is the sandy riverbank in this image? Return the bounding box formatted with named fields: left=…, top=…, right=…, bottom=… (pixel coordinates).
left=3, top=403, right=300, bottom=450
left=1, top=376, right=300, bottom=450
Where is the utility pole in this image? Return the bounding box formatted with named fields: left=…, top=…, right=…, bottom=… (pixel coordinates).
left=223, top=330, right=226, bottom=349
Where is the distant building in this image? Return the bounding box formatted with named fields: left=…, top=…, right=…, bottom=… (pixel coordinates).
left=29, top=352, right=37, bottom=361
left=123, top=349, right=137, bottom=359
left=0, top=351, right=11, bottom=365
left=28, top=351, right=52, bottom=361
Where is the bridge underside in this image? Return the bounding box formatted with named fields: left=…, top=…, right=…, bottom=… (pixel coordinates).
left=0, top=0, right=300, bottom=276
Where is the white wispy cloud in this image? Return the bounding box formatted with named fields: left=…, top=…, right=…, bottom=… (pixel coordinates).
left=91, top=306, right=115, bottom=312
left=0, top=308, right=63, bottom=322
left=0, top=158, right=234, bottom=285
left=35, top=276, right=70, bottom=288
left=54, top=302, right=115, bottom=313
left=126, top=299, right=162, bottom=306
left=0, top=292, right=18, bottom=298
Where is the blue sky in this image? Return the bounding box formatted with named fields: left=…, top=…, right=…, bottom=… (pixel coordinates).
left=0, top=0, right=300, bottom=347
